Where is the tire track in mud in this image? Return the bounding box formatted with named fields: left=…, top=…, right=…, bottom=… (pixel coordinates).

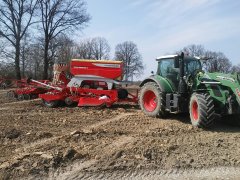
left=25, top=112, right=136, bottom=179
left=50, top=135, right=136, bottom=180
left=0, top=92, right=8, bottom=96
left=15, top=113, right=133, bottom=153
left=56, top=167, right=240, bottom=180
left=0, top=89, right=14, bottom=95
left=82, top=113, right=134, bottom=132
left=14, top=136, right=62, bottom=153
left=5, top=113, right=135, bottom=172
left=0, top=98, right=40, bottom=106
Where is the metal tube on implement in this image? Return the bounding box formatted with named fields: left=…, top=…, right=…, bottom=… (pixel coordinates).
left=30, top=79, right=63, bottom=91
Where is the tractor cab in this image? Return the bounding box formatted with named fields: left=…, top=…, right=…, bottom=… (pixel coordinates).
left=156, top=55, right=202, bottom=91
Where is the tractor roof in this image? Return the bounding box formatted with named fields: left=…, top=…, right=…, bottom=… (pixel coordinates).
left=156, top=55, right=201, bottom=61
left=156, top=55, right=178, bottom=61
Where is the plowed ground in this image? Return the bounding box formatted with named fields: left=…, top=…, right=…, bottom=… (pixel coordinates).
left=0, top=89, right=240, bottom=180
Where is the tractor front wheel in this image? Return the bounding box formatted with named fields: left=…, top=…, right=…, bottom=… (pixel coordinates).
left=189, top=93, right=215, bottom=128
left=42, top=99, right=59, bottom=108
left=139, top=82, right=167, bottom=117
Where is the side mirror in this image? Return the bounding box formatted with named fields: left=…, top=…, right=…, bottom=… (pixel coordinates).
left=174, top=58, right=179, bottom=68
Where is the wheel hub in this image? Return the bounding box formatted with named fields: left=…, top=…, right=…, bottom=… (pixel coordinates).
left=143, top=90, right=157, bottom=112
left=192, top=100, right=199, bottom=121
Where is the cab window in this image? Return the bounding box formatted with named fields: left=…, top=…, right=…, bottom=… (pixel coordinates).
left=158, top=58, right=175, bottom=77
left=184, top=59, right=202, bottom=75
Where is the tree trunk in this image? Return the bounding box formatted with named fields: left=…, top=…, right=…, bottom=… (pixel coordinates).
left=15, top=41, right=21, bottom=80
left=43, top=38, right=49, bottom=79
left=22, top=47, right=25, bottom=78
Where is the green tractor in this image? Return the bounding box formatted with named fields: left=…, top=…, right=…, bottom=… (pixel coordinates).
left=139, top=53, right=240, bottom=128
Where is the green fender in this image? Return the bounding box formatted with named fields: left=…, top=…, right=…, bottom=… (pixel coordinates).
left=140, top=75, right=175, bottom=93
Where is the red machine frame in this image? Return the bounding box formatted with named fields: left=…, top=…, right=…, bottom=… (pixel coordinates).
left=35, top=59, right=138, bottom=108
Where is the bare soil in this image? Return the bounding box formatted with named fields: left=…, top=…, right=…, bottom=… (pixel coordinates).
left=0, top=89, right=240, bottom=180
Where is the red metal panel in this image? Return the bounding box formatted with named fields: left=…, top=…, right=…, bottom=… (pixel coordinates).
left=70, top=59, right=123, bottom=80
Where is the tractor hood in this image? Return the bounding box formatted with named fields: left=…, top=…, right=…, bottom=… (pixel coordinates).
left=200, top=72, right=240, bottom=86
left=198, top=72, right=240, bottom=104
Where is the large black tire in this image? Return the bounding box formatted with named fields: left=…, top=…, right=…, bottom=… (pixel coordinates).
left=42, top=99, right=59, bottom=108
left=139, top=82, right=167, bottom=117
left=189, top=93, right=215, bottom=128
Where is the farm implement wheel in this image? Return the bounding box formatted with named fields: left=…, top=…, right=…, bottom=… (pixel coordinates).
left=42, top=100, right=59, bottom=108
left=65, top=97, right=75, bottom=106
left=0, top=83, right=7, bottom=89
left=24, top=94, right=31, bottom=100
left=17, top=94, right=25, bottom=101
left=139, top=82, right=167, bottom=117
left=189, top=93, right=215, bottom=128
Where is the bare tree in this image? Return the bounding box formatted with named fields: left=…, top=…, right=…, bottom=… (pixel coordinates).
left=179, top=44, right=205, bottom=57
left=0, top=0, right=38, bottom=79
left=179, top=44, right=232, bottom=73
left=91, top=37, right=110, bottom=60
left=55, top=35, right=75, bottom=63
left=115, top=41, right=144, bottom=81
left=204, top=51, right=232, bottom=73
left=20, top=33, right=31, bottom=78
left=76, top=37, right=110, bottom=60
left=38, top=0, right=90, bottom=79
left=232, top=64, right=240, bottom=73
left=76, top=38, right=93, bottom=59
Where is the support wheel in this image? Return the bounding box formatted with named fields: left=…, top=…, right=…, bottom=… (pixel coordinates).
left=42, top=99, right=59, bottom=108
left=139, top=82, right=167, bottom=117
left=65, top=97, right=75, bottom=106
left=189, top=93, right=215, bottom=128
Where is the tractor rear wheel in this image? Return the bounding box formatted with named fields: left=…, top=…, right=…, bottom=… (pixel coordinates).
left=189, top=93, right=215, bottom=128
left=42, top=99, right=59, bottom=108
left=139, top=82, right=167, bottom=117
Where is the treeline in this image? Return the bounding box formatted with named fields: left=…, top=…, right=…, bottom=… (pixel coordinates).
left=0, top=0, right=143, bottom=81
left=0, top=0, right=89, bottom=79
left=179, top=44, right=240, bottom=73
left=0, top=34, right=144, bottom=81
left=0, top=0, right=239, bottom=81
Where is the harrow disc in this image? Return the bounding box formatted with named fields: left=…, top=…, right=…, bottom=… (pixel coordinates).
left=65, top=97, right=74, bottom=106
left=42, top=100, right=59, bottom=108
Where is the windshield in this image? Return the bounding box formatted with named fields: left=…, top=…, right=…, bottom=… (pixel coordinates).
left=157, top=58, right=175, bottom=77
left=184, top=58, right=202, bottom=75
left=157, top=57, right=202, bottom=80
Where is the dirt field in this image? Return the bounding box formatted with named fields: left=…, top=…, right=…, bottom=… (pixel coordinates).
left=0, top=89, right=240, bottom=180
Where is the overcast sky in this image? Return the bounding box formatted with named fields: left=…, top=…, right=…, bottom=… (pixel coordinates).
left=80, top=0, right=240, bottom=79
